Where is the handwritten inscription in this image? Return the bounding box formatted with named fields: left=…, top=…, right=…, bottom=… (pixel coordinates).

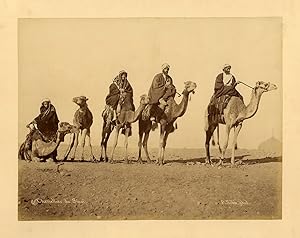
left=220, top=200, right=249, bottom=206
left=31, top=198, right=85, bottom=206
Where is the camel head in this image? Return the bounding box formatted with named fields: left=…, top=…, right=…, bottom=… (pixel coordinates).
left=139, top=94, right=150, bottom=105
left=183, top=81, right=197, bottom=95
left=254, top=81, right=277, bottom=94
left=57, top=122, right=78, bottom=142
left=73, top=96, right=89, bottom=107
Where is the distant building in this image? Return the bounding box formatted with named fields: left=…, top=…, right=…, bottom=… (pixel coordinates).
left=258, top=137, right=282, bottom=156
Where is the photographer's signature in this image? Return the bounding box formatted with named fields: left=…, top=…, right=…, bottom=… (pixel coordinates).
left=219, top=200, right=249, bottom=206
left=30, top=198, right=85, bottom=206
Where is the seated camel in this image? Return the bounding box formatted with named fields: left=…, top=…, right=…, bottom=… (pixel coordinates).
left=18, top=122, right=77, bottom=162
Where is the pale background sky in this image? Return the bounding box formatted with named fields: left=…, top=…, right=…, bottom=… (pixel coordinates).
left=18, top=18, right=282, bottom=149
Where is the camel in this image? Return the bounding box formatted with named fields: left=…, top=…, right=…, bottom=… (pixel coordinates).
left=107, top=94, right=150, bottom=164
left=204, top=81, right=277, bottom=166
left=63, top=96, right=95, bottom=162
left=138, top=81, right=197, bottom=165
left=18, top=122, right=77, bottom=162
left=99, top=106, right=114, bottom=162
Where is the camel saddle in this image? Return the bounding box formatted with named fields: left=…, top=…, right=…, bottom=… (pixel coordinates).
left=102, top=105, right=132, bottom=136
left=24, top=127, right=58, bottom=153
left=208, top=95, right=232, bottom=124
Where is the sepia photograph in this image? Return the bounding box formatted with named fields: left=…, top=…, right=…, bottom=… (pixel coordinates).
left=18, top=18, right=282, bottom=220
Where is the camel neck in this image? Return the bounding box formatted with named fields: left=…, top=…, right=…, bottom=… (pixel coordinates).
left=130, top=103, right=146, bottom=123
left=244, top=88, right=263, bottom=120
left=174, top=89, right=189, bottom=118
left=79, top=104, right=88, bottom=109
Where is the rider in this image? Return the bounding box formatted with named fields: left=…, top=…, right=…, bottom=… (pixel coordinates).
left=145, top=63, right=176, bottom=121
left=213, top=64, right=242, bottom=100
left=27, top=98, right=59, bottom=141
left=105, top=70, right=134, bottom=123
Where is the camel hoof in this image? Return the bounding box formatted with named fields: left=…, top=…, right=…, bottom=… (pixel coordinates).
left=137, top=159, right=143, bottom=164
left=124, top=159, right=129, bottom=164
left=146, top=159, right=152, bottom=164
left=109, top=159, right=114, bottom=164
left=32, top=157, right=41, bottom=162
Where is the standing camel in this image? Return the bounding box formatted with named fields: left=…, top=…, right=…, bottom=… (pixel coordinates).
left=138, top=81, right=197, bottom=165
left=63, top=96, right=95, bottom=162
left=99, top=105, right=114, bottom=162
left=204, top=81, right=277, bottom=166
left=107, top=94, right=150, bottom=163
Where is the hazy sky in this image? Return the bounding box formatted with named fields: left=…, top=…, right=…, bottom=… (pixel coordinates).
left=18, top=18, right=282, bottom=149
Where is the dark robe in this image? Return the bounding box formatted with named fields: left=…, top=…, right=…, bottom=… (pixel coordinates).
left=105, top=78, right=135, bottom=111
left=34, top=104, right=59, bottom=139
left=163, top=83, right=176, bottom=101
left=214, top=73, right=242, bottom=99
left=148, top=73, right=173, bottom=104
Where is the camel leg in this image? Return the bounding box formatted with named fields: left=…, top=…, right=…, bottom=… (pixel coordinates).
left=79, top=129, right=88, bottom=161
left=205, top=124, right=217, bottom=164
left=100, top=124, right=108, bottom=161
left=101, top=133, right=109, bottom=162
left=70, top=132, right=79, bottom=160
left=143, top=131, right=152, bottom=164
left=63, top=133, right=75, bottom=161
left=100, top=133, right=104, bottom=161
left=137, top=132, right=143, bottom=164
left=109, top=127, right=120, bottom=163
left=215, top=125, right=222, bottom=153
left=231, top=124, right=242, bottom=165
left=218, top=124, right=231, bottom=166
left=100, top=131, right=110, bottom=162
left=103, top=132, right=111, bottom=162
left=161, top=131, right=170, bottom=165
left=86, top=128, right=96, bottom=162
left=158, top=123, right=166, bottom=166
left=123, top=128, right=130, bottom=164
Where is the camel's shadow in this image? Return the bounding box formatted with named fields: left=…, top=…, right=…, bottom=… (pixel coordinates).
left=58, top=159, right=129, bottom=164
left=57, top=154, right=282, bottom=166
left=165, top=154, right=282, bottom=165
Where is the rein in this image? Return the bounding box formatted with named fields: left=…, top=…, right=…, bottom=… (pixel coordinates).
left=239, top=81, right=254, bottom=89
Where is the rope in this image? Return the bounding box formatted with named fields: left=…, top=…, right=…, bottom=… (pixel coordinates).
left=239, top=81, right=254, bottom=89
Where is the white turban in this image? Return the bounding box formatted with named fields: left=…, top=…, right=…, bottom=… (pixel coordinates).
left=161, top=63, right=170, bottom=70
left=42, top=98, right=51, bottom=103
left=223, top=64, right=231, bottom=70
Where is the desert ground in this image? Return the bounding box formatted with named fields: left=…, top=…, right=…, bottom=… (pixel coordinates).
left=18, top=146, right=281, bottom=220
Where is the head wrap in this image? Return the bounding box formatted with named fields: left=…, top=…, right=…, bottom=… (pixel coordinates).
left=119, top=70, right=127, bottom=77
left=41, top=98, right=51, bottom=103
left=78, top=96, right=88, bottom=101
left=223, top=64, right=231, bottom=70
left=161, top=63, right=170, bottom=70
